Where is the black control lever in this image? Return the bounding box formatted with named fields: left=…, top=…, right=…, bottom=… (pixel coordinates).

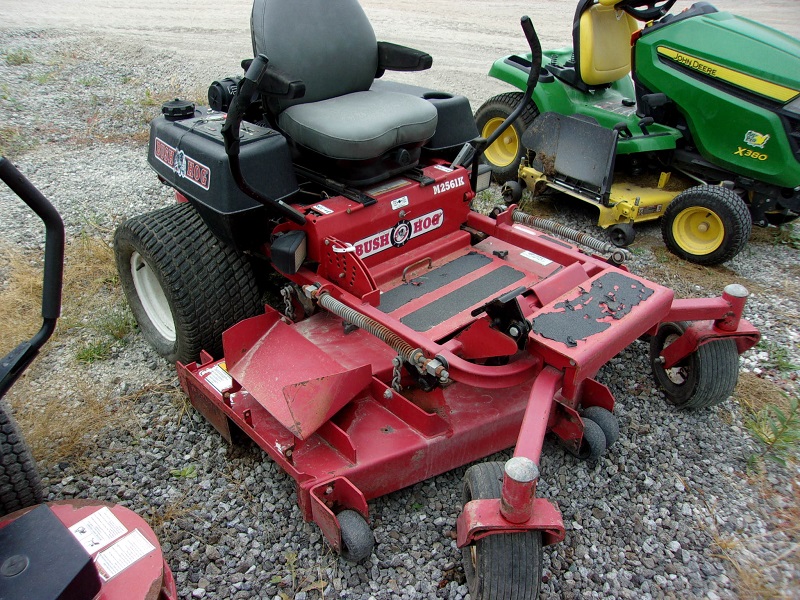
left=221, top=54, right=306, bottom=225
left=468, top=16, right=542, bottom=191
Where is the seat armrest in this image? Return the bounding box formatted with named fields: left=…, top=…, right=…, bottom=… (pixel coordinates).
left=376, top=42, right=433, bottom=75
left=241, top=58, right=306, bottom=100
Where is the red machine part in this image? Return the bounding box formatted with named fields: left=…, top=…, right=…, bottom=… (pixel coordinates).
left=0, top=499, right=177, bottom=600
left=176, top=168, right=759, bottom=556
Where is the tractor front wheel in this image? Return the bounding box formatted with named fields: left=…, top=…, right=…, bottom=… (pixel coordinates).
left=649, top=321, right=740, bottom=409
left=475, top=93, right=538, bottom=184
left=114, top=202, right=263, bottom=365
left=461, top=462, right=543, bottom=600
left=661, top=185, right=751, bottom=265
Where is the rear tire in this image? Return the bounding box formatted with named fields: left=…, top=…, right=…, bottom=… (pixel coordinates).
left=461, top=462, right=543, bottom=600
left=475, top=93, right=538, bottom=184
left=662, top=185, right=751, bottom=265
left=649, top=321, right=740, bottom=409
left=114, top=202, right=263, bottom=364
left=1, top=398, right=43, bottom=516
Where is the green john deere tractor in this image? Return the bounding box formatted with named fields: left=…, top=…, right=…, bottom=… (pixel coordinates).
left=476, top=0, right=800, bottom=265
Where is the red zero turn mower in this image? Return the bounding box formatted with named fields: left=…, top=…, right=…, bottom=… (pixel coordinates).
left=0, top=158, right=177, bottom=600
left=114, top=2, right=760, bottom=597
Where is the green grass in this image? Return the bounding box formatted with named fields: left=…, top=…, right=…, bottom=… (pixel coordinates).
left=747, top=394, right=800, bottom=468
left=76, top=339, right=113, bottom=363
left=5, top=49, right=33, bottom=66
left=757, top=340, right=800, bottom=372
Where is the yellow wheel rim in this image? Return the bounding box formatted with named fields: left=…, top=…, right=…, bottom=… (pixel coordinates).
left=671, top=206, right=724, bottom=255
left=481, top=117, right=519, bottom=168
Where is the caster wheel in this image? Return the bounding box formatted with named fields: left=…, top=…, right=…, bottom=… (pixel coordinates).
left=582, top=406, right=619, bottom=448
left=461, top=462, right=543, bottom=599
left=501, top=180, right=524, bottom=204
left=577, top=418, right=607, bottom=461
left=649, top=321, right=740, bottom=409
left=609, top=223, right=635, bottom=247
left=338, top=510, right=374, bottom=563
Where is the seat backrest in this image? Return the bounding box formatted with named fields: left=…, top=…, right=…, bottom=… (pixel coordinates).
left=575, top=0, right=638, bottom=86
left=251, top=0, right=378, bottom=110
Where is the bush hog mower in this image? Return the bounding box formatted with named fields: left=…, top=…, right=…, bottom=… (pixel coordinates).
left=0, top=158, right=177, bottom=599
left=477, top=0, right=800, bottom=265
left=114, top=1, right=759, bottom=597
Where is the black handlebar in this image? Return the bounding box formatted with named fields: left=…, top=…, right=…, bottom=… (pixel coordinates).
left=220, top=54, right=307, bottom=225
left=468, top=16, right=542, bottom=187
left=0, top=157, right=64, bottom=398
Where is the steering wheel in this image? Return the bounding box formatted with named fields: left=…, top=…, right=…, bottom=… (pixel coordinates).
left=601, top=0, right=677, bottom=22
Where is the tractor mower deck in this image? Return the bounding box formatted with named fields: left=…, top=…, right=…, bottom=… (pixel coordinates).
left=173, top=157, right=758, bottom=559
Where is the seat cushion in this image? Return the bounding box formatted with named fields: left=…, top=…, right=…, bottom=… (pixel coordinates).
left=278, top=90, right=438, bottom=160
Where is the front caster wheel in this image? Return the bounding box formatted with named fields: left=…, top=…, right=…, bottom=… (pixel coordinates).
left=608, top=223, right=635, bottom=247
left=649, top=321, right=740, bottom=409
left=576, top=418, right=607, bottom=461
left=582, top=406, right=619, bottom=448
left=338, top=510, right=374, bottom=563
left=501, top=181, right=524, bottom=204
left=461, top=462, right=543, bottom=600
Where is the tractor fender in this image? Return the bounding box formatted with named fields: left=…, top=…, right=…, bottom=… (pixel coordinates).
left=487, top=52, right=583, bottom=118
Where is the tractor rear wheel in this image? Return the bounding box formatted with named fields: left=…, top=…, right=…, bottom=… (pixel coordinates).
left=475, top=93, right=538, bottom=184
left=649, top=321, right=740, bottom=409
left=1, top=398, right=43, bottom=516
left=661, top=185, right=751, bottom=265
left=461, top=462, right=543, bottom=600
left=114, top=202, right=263, bottom=365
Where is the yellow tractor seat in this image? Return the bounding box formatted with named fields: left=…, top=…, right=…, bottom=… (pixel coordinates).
left=577, top=2, right=639, bottom=86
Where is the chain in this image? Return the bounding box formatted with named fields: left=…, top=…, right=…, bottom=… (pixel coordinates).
left=280, top=285, right=296, bottom=321
left=391, top=356, right=403, bottom=392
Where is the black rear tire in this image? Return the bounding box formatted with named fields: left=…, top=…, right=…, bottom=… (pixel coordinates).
left=661, top=185, right=751, bottom=265
left=114, top=202, right=263, bottom=364
left=462, top=462, right=543, bottom=600
left=1, top=398, right=43, bottom=516
left=475, top=93, right=538, bottom=184
left=649, top=321, right=740, bottom=409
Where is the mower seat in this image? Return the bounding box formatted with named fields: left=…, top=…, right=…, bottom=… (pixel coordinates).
left=549, top=0, right=638, bottom=91
left=251, top=0, right=438, bottom=184
left=577, top=0, right=638, bottom=86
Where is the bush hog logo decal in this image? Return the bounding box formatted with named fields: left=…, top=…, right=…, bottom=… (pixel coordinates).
left=353, top=209, right=443, bottom=258
left=154, top=137, right=211, bottom=190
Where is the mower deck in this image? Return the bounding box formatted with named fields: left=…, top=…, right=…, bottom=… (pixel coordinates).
left=174, top=182, right=754, bottom=554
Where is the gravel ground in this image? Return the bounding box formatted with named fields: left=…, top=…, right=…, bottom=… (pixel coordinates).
left=2, top=2, right=800, bottom=599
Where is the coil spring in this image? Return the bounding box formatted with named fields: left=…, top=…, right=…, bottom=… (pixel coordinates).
left=317, top=293, right=416, bottom=360
left=512, top=210, right=630, bottom=263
